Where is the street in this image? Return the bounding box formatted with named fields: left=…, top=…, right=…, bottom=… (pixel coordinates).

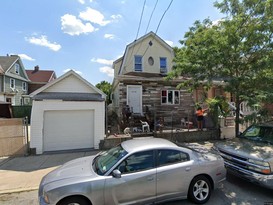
left=0, top=173, right=272, bottom=205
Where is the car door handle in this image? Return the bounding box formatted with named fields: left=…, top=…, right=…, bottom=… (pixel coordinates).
left=147, top=177, right=154, bottom=181
left=185, top=167, right=191, bottom=171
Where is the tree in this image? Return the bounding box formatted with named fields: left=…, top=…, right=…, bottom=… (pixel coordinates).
left=169, top=0, right=273, bottom=136
left=96, top=81, right=112, bottom=105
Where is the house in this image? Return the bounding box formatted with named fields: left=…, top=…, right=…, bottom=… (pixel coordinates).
left=0, top=55, right=30, bottom=105
left=111, top=32, right=195, bottom=130
left=26, top=65, right=56, bottom=94
left=30, top=70, right=106, bottom=154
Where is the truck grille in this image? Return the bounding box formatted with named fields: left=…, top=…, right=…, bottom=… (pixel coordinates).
left=218, top=149, right=250, bottom=171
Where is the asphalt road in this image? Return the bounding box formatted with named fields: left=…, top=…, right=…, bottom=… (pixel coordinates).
left=0, top=173, right=272, bottom=205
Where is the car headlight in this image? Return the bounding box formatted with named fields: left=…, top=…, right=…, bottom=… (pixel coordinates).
left=248, top=159, right=271, bottom=174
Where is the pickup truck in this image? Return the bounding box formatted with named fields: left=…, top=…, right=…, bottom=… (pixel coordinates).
left=215, top=122, right=273, bottom=189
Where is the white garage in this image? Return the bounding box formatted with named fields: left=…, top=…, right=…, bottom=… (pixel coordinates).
left=30, top=70, right=106, bottom=154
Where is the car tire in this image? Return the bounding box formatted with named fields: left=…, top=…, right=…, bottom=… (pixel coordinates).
left=58, top=196, right=91, bottom=205
left=188, top=175, right=211, bottom=204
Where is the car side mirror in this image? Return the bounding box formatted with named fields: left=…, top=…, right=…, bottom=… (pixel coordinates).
left=112, top=169, right=121, bottom=178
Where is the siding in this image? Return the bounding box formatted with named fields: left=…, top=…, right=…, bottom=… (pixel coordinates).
left=30, top=100, right=105, bottom=154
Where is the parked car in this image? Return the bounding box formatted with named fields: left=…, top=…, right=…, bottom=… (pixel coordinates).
left=215, top=121, right=273, bottom=189
left=39, top=138, right=226, bottom=205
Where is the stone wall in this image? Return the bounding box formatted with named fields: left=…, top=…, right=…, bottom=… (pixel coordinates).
left=100, top=129, right=220, bottom=150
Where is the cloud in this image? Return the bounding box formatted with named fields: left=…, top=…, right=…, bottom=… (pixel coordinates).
left=104, top=34, right=115, bottom=39
left=91, top=58, right=113, bottom=65
left=78, top=0, right=85, bottom=4
left=18, top=54, right=35, bottom=61
left=79, top=7, right=111, bottom=26
left=165, top=40, right=174, bottom=47
left=99, top=66, right=114, bottom=77
left=61, top=14, right=96, bottom=36
left=26, top=35, right=61, bottom=51
left=111, top=14, right=122, bottom=20
left=63, top=68, right=83, bottom=75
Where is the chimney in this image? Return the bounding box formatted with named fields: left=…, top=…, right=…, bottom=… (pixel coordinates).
left=34, top=65, right=39, bottom=72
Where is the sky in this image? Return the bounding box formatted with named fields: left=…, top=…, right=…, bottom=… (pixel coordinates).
left=0, top=0, right=223, bottom=86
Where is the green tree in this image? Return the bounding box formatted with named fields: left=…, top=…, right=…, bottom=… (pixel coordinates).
left=96, top=81, right=112, bottom=105
left=169, top=0, right=273, bottom=136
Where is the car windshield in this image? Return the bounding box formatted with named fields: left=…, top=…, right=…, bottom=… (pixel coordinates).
left=92, top=145, right=128, bottom=175
left=240, top=125, right=273, bottom=144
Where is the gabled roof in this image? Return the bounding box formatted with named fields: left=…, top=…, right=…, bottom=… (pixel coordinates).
left=0, top=55, right=19, bottom=72
left=30, top=70, right=106, bottom=99
left=118, top=31, right=174, bottom=75
left=26, top=66, right=56, bottom=83
left=0, top=55, right=30, bottom=81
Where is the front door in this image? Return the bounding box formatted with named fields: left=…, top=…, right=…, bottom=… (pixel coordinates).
left=127, top=85, right=142, bottom=114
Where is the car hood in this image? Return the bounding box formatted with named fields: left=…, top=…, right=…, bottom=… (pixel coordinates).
left=216, top=138, right=273, bottom=160
left=41, top=155, right=97, bottom=186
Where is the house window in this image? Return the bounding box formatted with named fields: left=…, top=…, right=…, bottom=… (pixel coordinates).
left=134, top=55, right=142, bottom=72
left=15, top=63, right=20, bottom=74
left=161, top=90, right=180, bottom=105
left=160, top=57, right=167, bottom=73
left=10, top=78, right=15, bottom=89
left=22, top=82, right=27, bottom=91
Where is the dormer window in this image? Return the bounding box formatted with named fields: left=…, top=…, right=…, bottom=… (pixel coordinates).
left=160, top=57, right=167, bottom=73
left=15, top=63, right=20, bottom=74
left=134, top=55, right=142, bottom=72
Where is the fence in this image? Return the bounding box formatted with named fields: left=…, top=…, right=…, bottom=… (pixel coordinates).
left=0, top=118, right=29, bottom=157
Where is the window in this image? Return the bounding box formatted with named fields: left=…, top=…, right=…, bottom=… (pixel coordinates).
left=157, top=149, right=189, bottom=167
left=134, top=55, right=142, bottom=72
left=10, top=79, right=15, bottom=89
left=118, top=150, right=154, bottom=174
left=161, top=90, right=180, bottom=105
left=22, top=82, right=27, bottom=91
left=15, top=63, right=20, bottom=74
left=160, top=57, right=167, bottom=73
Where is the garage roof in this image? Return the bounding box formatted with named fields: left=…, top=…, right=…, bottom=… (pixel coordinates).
left=32, top=92, right=104, bottom=101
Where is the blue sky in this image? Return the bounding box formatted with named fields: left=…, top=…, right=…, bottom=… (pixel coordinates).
left=0, top=0, right=222, bottom=85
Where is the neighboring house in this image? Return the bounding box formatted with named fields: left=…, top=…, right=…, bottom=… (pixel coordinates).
left=26, top=65, right=56, bottom=94
left=0, top=55, right=30, bottom=105
left=111, top=32, right=195, bottom=127
left=30, top=70, right=106, bottom=154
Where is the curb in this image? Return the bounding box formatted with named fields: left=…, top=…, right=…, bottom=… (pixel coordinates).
left=0, top=187, right=39, bottom=195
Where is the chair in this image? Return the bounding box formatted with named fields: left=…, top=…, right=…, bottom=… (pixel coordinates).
left=181, top=118, right=193, bottom=129
left=140, top=120, right=150, bottom=132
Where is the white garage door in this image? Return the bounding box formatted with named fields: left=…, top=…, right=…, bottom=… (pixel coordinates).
left=43, top=110, right=94, bottom=152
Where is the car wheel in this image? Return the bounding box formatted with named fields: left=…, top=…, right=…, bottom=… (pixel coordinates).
left=188, top=175, right=211, bottom=204
left=58, top=196, right=91, bottom=205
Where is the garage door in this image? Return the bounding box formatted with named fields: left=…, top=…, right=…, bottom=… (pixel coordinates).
left=43, top=110, right=94, bottom=152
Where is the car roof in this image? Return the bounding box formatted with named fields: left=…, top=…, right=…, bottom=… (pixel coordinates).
left=121, top=137, right=178, bottom=153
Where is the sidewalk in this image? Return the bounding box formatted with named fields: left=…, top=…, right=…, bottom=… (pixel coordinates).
left=0, top=150, right=99, bottom=194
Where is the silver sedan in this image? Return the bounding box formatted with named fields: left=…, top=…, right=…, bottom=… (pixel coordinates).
left=39, top=138, right=226, bottom=205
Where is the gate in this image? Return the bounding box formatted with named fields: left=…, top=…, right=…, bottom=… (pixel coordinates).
left=0, top=118, right=28, bottom=157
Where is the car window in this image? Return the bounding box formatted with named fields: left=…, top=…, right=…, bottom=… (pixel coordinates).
left=157, top=149, right=189, bottom=167
left=117, top=150, right=154, bottom=174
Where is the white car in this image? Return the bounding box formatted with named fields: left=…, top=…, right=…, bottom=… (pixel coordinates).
left=39, top=138, right=226, bottom=205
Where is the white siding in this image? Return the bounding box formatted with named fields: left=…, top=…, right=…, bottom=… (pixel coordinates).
left=45, top=75, right=97, bottom=93
left=30, top=100, right=105, bottom=154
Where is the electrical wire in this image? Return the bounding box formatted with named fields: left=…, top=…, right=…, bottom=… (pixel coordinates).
left=145, top=0, right=159, bottom=34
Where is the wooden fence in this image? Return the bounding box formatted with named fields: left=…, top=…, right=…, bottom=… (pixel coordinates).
left=0, top=118, right=27, bottom=157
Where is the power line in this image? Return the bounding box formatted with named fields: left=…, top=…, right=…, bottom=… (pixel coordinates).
left=156, top=0, right=173, bottom=34
left=136, top=0, right=146, bottom=40
left=145, top=0, right=159, bottom=34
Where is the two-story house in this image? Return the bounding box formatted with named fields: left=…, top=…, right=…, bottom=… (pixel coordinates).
left=0, top=55, right=30, bottom=105
left=26, top=65, right=57, bottom=94
left=111, top=32, right=195, bottom=129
